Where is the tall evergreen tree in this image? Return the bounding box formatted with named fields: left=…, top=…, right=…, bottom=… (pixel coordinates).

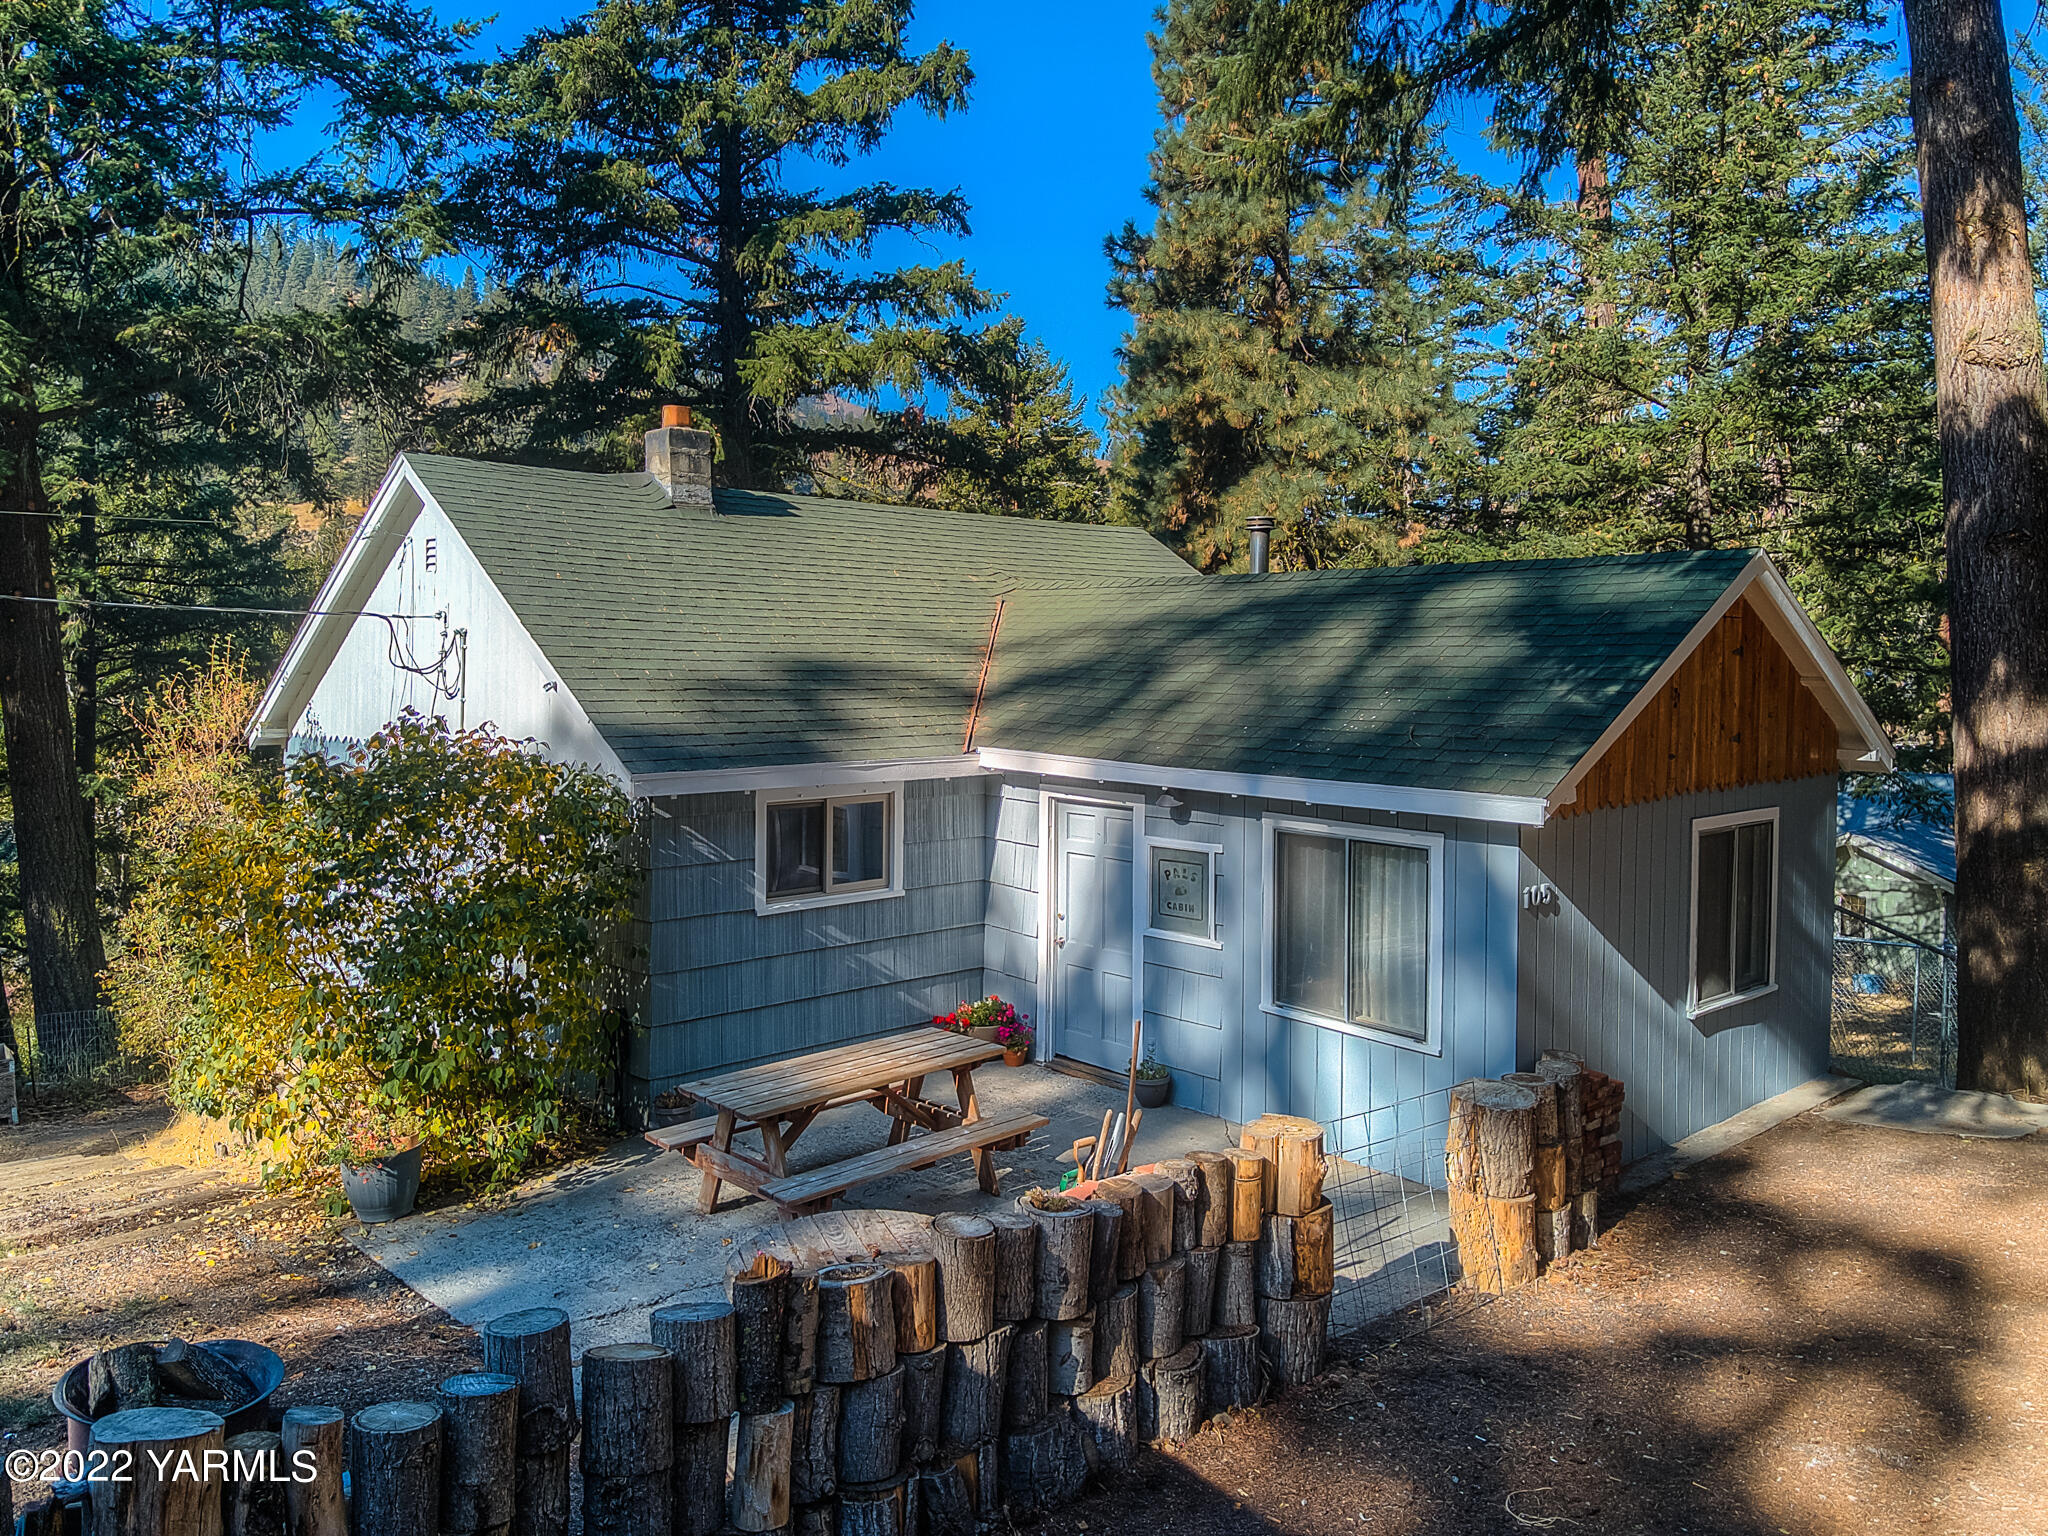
left=1105, top=0, right=1487, bottom=571
left=449, top=0, right=988, bottom=489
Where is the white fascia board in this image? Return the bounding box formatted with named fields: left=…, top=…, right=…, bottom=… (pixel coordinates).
left=1545, top=554, right=1896, bottom=815
left=632, top=755, right=987, bottom=799
left=974, top=747, right=1551, bottom=826
left=247, top=456, right=423, bottom=746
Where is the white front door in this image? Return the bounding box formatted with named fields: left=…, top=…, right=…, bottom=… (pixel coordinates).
left=1051, top=799, right=1136, bottom=1072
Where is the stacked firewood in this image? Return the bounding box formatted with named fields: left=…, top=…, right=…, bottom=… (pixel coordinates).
left=86, top=1338, right=257, bottom=1416
left=1580, top=1068, right=1626, bottom=1194
left=1446, top=1051, right=1610, bottom=1294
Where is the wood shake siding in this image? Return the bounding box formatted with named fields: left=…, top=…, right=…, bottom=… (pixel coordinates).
left=1557, top=599, right=1839, bottom=818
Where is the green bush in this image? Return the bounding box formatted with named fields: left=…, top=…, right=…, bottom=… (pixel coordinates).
left=123, top=704, right=638, bottom=1185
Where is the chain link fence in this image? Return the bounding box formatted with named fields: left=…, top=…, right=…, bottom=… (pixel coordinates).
left=9, top=1007, right=129, bottom=1102
left=1831, top=906, right=1956, bottom=1088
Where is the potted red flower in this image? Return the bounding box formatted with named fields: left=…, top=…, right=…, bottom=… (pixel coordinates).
left=935, top=995, right=1025, bottom=1045
left=996, top=1017, right=1035, bottom=1067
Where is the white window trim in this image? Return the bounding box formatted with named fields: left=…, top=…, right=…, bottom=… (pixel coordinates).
left=1688, top=805, right=1781, bottom=1017
left=1259, top=813, right=1446, bottom=1056
left=755, top=781, right=907, bottom=915
left=1142, top=833, right=1224, bottom=948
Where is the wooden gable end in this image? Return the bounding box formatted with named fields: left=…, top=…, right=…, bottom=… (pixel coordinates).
left=1555, top=597, right=1838, bottom=819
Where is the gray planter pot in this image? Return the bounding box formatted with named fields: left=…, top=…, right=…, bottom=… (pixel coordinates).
left=1135, top=1076, right=1172, bottom=1109
left=342, top=1145, right=422, bottom=1223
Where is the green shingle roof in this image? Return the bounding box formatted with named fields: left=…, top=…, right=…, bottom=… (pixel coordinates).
left=975, top=550, right=1758, bottom=800
left=404, top=455, right=1757, bottom=797
left=403, top=455, right=1191, bottom=775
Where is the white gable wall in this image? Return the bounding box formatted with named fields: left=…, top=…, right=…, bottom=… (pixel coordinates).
left=290, top=475, right=628, bottom=783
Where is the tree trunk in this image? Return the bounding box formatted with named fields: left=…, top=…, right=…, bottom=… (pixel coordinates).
left=1258, top=1204, right=1334, bottom=1300
left=1201, top=1326, right=1263, bottom=1412
left=997, top=1409, right=1087, bottom=1516
left=1046, top=1315, right=1095, bottom=1397
left=1187, top=1150, right=1233, bottom=1247
left=1904, top=0, right=2048, bottom=1101
left=652, top=1299, right=738, bottom=1422
left=1534, top=1060, right=1585, bottom=1195
left=1447, top=1080, right=1540, bottom=1292
left=730, top=1401, right=794, bottom=1535
left=730, top=1261, right=790, bottom=1415
left=580, top=1345, right=673, bottom=1536
left=481, top=1307, right=575, bottom=1536
left=837, top=1476, right=909, bottom=1536
left=674, top=1418, right=732, bottom=1536
left=1001, top=1319, right=1049, bottom=1431
left=900, top=1345, right=946, bottom=1466
left=89, top=1406, right=226, bottom=1536
left=1158, top=1158, right=1202, bottom=1252
left=0, top=426, right=104, bottom=1029
left=929, top=1213, right=996, bottom=1343
left=877, top=1251, right=939, bottom=1356
left=782, top=1270, right=820, bottom=1396
left=1129, top=1171, right=1177, bottom=1265
left=1182, top=1245, right=1220, bottom=1338
left=1092, top=1177, right=1147, bottom=1280
left=790, top=1387, right=837, bottom=1508
left=838, top=1365, right=906, bottom=1486
left=1072, top=1374, right=1138, bottom=1471
left=1577, top=148, right=1618, bottom=331
left=280, top=1407, right=346, bottom=1536
left=908, top=1460, right=977, bottom=1536
left=351, top=1402, right=446, bottom=1536
left=1273, top=1130, right=1326, bottom=1218
left=438, top=1373, right=518, bottom=1536
left=223, top=1430, right=287, bottom=1536
left=1021, top=1194, right=1093, bottom=1319
left=1138, top=1342, right=1204, bottom=1444
left=1214, top=1241, right=1257, bottom=1328
left=1138, top=1253, right=1187, bottom=1360
left=987, top=1210, right=1039, bottom=1321
left=1227, top=1151, right=1266, bottom=1242
left=938, top=1324, right=1012, bottom=1454
left=1255, top=1293, right=1330, bottom=1390
left=817, top=1263, right=897, bottom=1383
left=1082, top=1196, right=1124, bottom=1302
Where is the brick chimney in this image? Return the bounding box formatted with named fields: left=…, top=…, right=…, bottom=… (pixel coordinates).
left=645, top=405, right=713, bottom=508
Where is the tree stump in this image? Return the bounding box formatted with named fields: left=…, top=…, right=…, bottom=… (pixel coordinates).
left=580, top=1344, right=672, bottom=1536
left=783, top=1269, right=821, bottom=1396
left=1072, top=1373, right=1138, bottom=1471
left=730, top=1258, right=791, bottom=1415
left=1093, top=1283, right=1139, bottom=1382
left=481, top=1306, right=575, bottom=1536
left=1047, top=1315, right=1094, bottom=1396
left=1082, top=1198, right=1123, bottom=1302
left=1092, top=1177, right=1147, bottom=1280
left=438, top=1372, right=518, bottom=1536
left=818, top=1263, right=897, bottom=1383
left=794, top=1504, right=835, bottom=1536
left=1215, top=1240, right=1257, bottom=1327
left=1001, top=1319, right=1049, bottom=1431
left=1507, top=1070, right=1569, bottom=1219
left=1446, top=1080, right=1540, bottom=1292
left=929, top=1213, right=996, bottom=1343
left=1274, top=1128, right=1327, bottom=1218
left=1226, top=1151, right=1267, bottom=1242
left=1201, top=1326, right=1263, bottom=1411
left=673, top=1418, right=732, bottom=1536
left=900, top=1344, right=946, bottom=1465
left=877, top=1250, right=939, bottom=1355
left=1535, top=1204, right=1573, bottom=1264
left=1256, top=1292, right=1331, bottom=1390
left=1019, top=1191, right=1093, bottom=1320
left=837, top=1364, right=905, bottom=1486
left=838, top=1476, right=909, bottom=1536
left=1572, top=1188, right=1600, bottom=1250
left=650, top=1299, right=738, bottom=1423
left=1158, top=1158, right=1203, bottom=1253
left=730, top=1400, right=795, bottom=1534
left=90, top=1407, right=225, bottom=1536
left=223, top=1430, right=286, bottom=1536
left=351, top=1402, right=445, bottom=1536
left=986, top=1210, right=1039, bottom=1322
left=909, top=1459, right=977, bottom=1536
left=938, top=1323, right=1013, bottom=1454
left=998, top=1408, right=1087, bottom=1516
left=1535, top=1058, right=1585, bottom=1198
left=1129, top=1171, right=1178, bottom=1265
left=1258, top=1202, right=1335, bottom=1299
left=1187, top=1151, right=1233, bottom=1247
left=279, top=1406, right=345, bottom=1536
left=1182, top=1245, right=1221, bottom=1338
left=790, top=1386, right=838, bottom=1507
left=1138, top=1252, right=1187, bottom=1360
left=1139, top=1342, right=1204, bottom=1444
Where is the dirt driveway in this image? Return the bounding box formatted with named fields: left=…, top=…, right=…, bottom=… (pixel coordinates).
left=3, top=1092, right=2042, bottom=1533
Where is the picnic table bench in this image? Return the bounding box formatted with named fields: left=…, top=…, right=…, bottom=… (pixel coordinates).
left=643, top=1027, right=1047, bottom=1217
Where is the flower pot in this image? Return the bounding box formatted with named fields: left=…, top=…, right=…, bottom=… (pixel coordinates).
left=55, top=1340, right=284, bottom=1456
left=1135, top=1076, right=1172, bottom=1109
left=341, top=1145, right=423, bottom=1224
left=969, top=1025, right=1002, bottom=1044
left=1003, top=1047, right=1029, bottom=1067
left=650, top=1103, right=697, bottom=1129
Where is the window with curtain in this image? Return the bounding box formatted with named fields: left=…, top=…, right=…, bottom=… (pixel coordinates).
left=1270, top=825, right=1436, bottom=1042
left=1692, top=813, right=1776, bottom=1009
left=763, top=790, right=895, bottom=903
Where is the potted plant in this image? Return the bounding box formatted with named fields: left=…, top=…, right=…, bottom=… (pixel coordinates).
left=334, top=1112, right=424, bottom=1224
left=938, top=995, right=1023, bottom=1044
left=997, top=1017, right=1035, bottom=1067
left=649, top=1086, right=698, bottom=1129
left=1135, top=1047, right=1173, bottom=1108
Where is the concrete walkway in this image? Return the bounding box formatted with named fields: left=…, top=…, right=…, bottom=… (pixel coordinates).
left=1819, top=1080, right=2048, bottom=1138
left=352, top=1064, right=1225, bottom=1354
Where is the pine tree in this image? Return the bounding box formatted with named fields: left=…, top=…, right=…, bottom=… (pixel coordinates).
left=449, top=0, right=988, bottom=489
left=1105, top=0, right=1488, bottom=571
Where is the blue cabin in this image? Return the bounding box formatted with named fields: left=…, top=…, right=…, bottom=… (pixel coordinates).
left=250, top=418, right=1892, bottom=1170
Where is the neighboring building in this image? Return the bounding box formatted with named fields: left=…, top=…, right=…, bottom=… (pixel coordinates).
left=1836, top=776, right=1954, bottom=950
left=249, top=418, right=1893, bottom=1169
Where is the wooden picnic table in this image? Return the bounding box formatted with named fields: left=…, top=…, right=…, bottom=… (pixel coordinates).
left=650, top=1027, right=1047, bottom=1217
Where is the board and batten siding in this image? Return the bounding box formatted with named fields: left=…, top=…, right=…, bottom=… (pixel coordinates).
left=634, top=777, right=993, bottom=1093
left=983, top=774, right=1520, bottom=1160
left=1518, top=774, right=1835, bottom=1163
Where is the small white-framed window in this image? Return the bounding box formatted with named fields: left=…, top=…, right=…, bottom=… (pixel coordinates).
left=1260, top=814, right=1445, bottom=1054
left=1144, top=835, right=1223, bottom=948
left=756, top=784, right=904, bottom=914
left=1690, top=807, right=1779, bottom=1015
